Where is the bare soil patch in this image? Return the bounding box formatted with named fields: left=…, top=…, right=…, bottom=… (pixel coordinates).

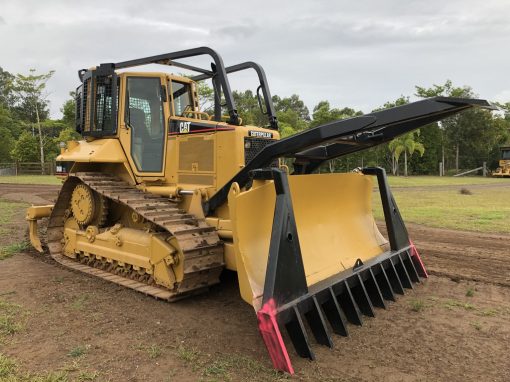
left=0, top=183, right=509, bottom=381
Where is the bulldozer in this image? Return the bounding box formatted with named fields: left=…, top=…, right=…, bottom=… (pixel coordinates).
left=26, top=47, right=492, bottom=373
left=492, top=146, right=510, bottom=177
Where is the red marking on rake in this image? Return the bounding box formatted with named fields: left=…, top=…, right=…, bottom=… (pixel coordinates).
left=409, top=239, right=428, bottom=278
left=257, top=298, right=294, bottom=374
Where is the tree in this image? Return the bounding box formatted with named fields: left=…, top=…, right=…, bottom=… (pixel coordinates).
left=11, top=131, right=39, bottom=162
left=272, top=94, right=310, bottom=122
left=0, top=67, right=15, bottom=108
left=12, top=69, right=55, bottom=173
left=310, top=101, right=363, bottom=172
left=415, top=80, right=474, bottom=172
left=0, top=126, right=14, bottom=162
left=310, top=101, right=362, bottom=128
left=233, top=90, right=267, bottom=127
left=388, top=131, right=425, bottom=176
left=373, top=96, right=411, bottom=175
left=495, top=102, right=510, bottom=122
left=196, top=80, right=215, bottom=114
left=61, top=92, right=76, bottom=128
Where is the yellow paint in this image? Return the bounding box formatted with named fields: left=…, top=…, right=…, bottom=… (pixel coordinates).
left=26, top=205, right=53, bottom=252
left=66, top=224, right=178, bottom=288
left=57, top=138, right=126, bottom=163
left=229, top=173, right=387, bottom=309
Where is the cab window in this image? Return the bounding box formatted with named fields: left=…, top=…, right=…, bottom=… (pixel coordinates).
left=171, top=81, right=192, bottom=116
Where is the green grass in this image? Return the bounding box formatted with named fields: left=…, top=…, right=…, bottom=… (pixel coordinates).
left=373, top=184, right=510, bottom=233
left=0, top=241, right=30, bottom=260
left=409, top=299, right=425, bottom=312
left=0, top=353, right=17, bottom=378
left=177, top=345, right=200, bottom=363
left=147, top=344, right=162, bottom=359
left=0, top=353, right=69, bottom=381
left=386, top=175, right=508, bottom=187
left=0, top=175, right=61, bottom=185
left=67, top=346, right=87, bottom=358
left=0, top=199, right=28, bottom=235
left=176, top=344, right=286, bottom=381
left=442, top=299, right=476, bottom=311
left=70, top=295, right=88, bottom=311
left=76, top=371, right=98, bottom=381
left=471, top=321, right=483, bottom=331
left=0, top=299, right=25, bottom=339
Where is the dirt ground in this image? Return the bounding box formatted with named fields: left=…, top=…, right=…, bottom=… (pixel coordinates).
left=0, top=183, right=509, bottom=382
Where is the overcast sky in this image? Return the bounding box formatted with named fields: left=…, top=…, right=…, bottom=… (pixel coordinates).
left=1, top=0, right=509, bottom=118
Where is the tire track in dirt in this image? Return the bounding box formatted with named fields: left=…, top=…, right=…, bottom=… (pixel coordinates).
left=380, top=222, right=510, bottom=287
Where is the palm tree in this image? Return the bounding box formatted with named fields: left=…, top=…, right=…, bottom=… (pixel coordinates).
left=388, top=130, right=425, bottom=176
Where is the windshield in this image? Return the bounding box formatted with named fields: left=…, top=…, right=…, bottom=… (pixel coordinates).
left=171, top=81, right=192, bottom=116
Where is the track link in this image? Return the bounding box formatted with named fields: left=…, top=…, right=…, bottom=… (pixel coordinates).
left=46, top=172, right=224, bottom=301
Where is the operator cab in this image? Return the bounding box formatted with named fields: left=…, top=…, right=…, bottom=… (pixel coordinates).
left=501, top=147, right=510, bottom=160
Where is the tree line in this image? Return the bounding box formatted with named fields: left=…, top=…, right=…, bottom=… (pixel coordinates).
left=1, top=66, right=508, bottom=176
left=0, top=68, right=79, bottom=169
left=225, top=81, right=510, bottom=175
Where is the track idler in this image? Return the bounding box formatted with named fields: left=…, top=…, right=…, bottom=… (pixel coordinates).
left=253, top=167, right=428, bottom=374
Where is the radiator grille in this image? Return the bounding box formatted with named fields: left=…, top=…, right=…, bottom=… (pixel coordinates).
left=244, top=137, right=278, bottom=166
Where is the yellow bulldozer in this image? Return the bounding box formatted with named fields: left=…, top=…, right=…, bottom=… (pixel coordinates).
left=493, top=146, right=510, bottom=177
left=26, top=47, right=492, bottom=373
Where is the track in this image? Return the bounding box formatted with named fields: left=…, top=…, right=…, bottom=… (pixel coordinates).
left=45, top=172, right=224, bottom=301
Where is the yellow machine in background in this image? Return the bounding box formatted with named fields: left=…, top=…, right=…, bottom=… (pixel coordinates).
left=26, top=47, right=492, bottom=373
left=493, top=146, right=510, bottom=177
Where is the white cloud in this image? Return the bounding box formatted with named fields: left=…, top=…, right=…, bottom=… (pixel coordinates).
left=0, top=0, right=509, bottom=118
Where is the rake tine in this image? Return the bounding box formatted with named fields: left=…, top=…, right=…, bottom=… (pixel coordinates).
left=402, top=250, right=420, bottom=283
left=321, top=287, right=348, bottom=336
left=363, top=268, right=386, bottom=309
left=285, top=306, right=315, bottom=360
left=375, top=263, right=396, bottom=301
left=304, top=296, right=334, bottom=348
left=386, top=259, right=405, bottom=294
left=335, top=280, right=363, bottom=326
left=394, top=255, right=413, bottom=289
left=348, top=275, right=375, bottom=317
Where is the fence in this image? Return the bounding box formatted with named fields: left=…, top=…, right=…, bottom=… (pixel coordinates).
left=439, top=161, right=488, bottom=177
left=0, top=162, right=56, bottom=176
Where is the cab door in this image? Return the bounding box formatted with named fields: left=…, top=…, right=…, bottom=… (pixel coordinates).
left=120, top=74, right=168, bottom=177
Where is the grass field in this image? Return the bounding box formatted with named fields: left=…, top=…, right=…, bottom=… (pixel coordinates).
left=386, top=175, right=508, bottom=187
left=373, top=182, right=510, bottom=233
left=1, top=174, right=508, bottom=233
left=0, top=175, right=61, bottom=185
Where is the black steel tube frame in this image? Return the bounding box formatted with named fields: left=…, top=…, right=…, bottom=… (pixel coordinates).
left=79, top=47, right=241, bottom=125
left=205, top=97, right=493, bottom=214
left=255, top=167, right=427, bottom=367
left=192, top=61, right=278, bottom=130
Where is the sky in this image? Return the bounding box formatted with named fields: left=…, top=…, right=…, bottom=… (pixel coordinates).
left=0, top=0, right=509, bottom=119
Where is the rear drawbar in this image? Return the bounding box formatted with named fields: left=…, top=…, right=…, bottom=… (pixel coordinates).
left=254, top=167, right=427, bottom=374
